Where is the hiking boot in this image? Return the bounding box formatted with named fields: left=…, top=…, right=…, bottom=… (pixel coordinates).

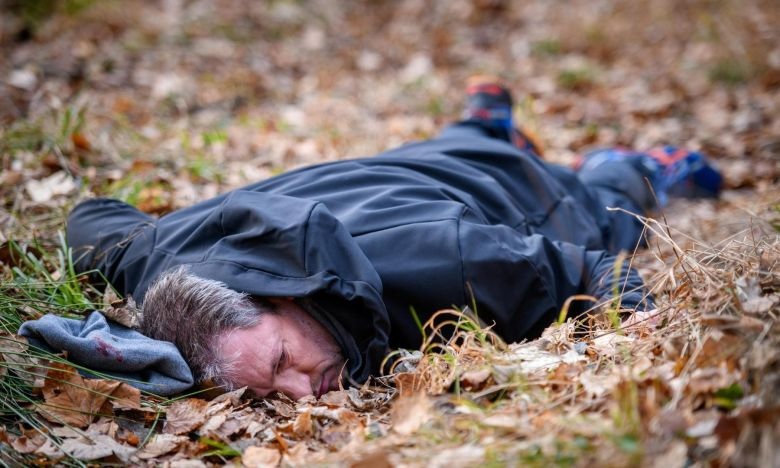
left=463, top=75, right=544, bottom=156
left=575, top=146, right=723, bottom=207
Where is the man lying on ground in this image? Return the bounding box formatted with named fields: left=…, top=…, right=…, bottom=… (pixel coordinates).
left=21, top=77, right=722, bottom=398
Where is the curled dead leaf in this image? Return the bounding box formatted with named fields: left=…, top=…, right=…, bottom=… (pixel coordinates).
left=319, top=389, right=350, bottom=407
left=293, top=408, right=313, bottom=437
left=102, top=289, right=142, bottom=329
left=163, top=398, right=209, bottom=435
left=137, top=433, right=189, bottom=459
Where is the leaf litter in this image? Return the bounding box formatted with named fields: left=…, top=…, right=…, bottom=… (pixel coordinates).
left=1, top=0, right=779, bottom=466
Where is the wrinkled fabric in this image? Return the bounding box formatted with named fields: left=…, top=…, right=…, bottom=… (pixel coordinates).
left=19, top=311, right=194, bottom=395
left=62, top=126, right=654, bottom=384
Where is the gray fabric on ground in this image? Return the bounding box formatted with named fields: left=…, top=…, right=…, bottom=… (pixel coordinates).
left=18, top=311, right=193, bottom=395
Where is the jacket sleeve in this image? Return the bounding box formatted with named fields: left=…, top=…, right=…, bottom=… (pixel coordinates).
left=66, top=198, right=156, bottom=294
left=458, top=218, right=653, bottom=341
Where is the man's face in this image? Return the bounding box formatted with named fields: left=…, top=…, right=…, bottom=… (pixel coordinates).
left=218, top=298, right=345, bottom=400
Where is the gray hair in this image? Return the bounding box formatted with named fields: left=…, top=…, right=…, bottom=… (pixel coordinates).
left=140, top=266, right=268, bottom=388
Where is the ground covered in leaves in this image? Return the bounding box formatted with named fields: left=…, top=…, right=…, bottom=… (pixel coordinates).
left=1, top=0, right=779, bottom=466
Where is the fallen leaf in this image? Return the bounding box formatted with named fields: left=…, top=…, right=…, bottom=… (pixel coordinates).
left=102, top=290, right=142, bottom=329
left=0, top=333, right=47, bottom=387
left=293, top=408, right=313, bottom=437
left=459, top=368, right=491, bottom=391
left=580, top=371, right=620, bottom=398
left=170, top=460, right=208, bottom=468
left=88, top=418, right=119, bottom=438
left=34, top=438, right=64, bottom=458
left=137, top=433, right=188, bottom=459
left=37, top=362, right=135, bottom=427
left=282, top=442, right=310, bottom=464
left=649, top=441, right=688, bottom=468
left=271, top=399, right=295, bottom=418
left=319, top=389, right=350, bottom=407
left=211, top=387, right=247, bottom=406
left=394, top=372, right=426, bottom=397
left=71, top=132, right=91, bottom=151
left=25, top=171, right=76, bottom=203
left=243, top=445, right=281, bottom=467
left=200, top=411, right=228, bottom=434
left=351, top=449, right=393, bottom=468
left=163, top=398, right=209, bottom=435
left=109, top=382, right=141, bottom=410
left=741, top=296, right=777, bottom=315
left=10, top=430, right=47, bottom=454
left=60, top=434, right=135, bottom=461
left=391, top=392, right=432, bottom=435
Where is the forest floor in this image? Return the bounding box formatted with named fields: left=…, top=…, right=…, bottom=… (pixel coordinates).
left=1, top=0, right=778, bottom=466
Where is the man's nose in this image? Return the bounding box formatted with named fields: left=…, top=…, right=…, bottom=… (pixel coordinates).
left=278, top=370, right=313, bottom=400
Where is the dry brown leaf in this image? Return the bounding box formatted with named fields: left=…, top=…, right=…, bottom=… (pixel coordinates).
left=88, top=418, right=119, bottom=438
left=320, top=389, right=350, bottom=407
left=243, top=445, right=282, bottom=467
left=216, top=407, right=256, bottom=438
left=102, top=289, right=142, bottom=329
left=282, top=442, right=310, bottom=465
left=200, top=411, right=228, bottom=434
left=10, top=430, right=47, bottom=454
left=137, top=433, right=189, bottom=459
left=37, top=362, right=137, bottom=428
left=60, top=434, right=135, bottom=461
left=460, top=368, right=491, bottom=391
left=163, top=398, right=209, bottom=435
left=293, top=408, right=313, bottom=437
left=211, top=387, right=247, bottom=406
left=109, top=382, right=141, bottom=410
left=71, top=132, right=91, bottom=151
left=394, top=372, right=426, bottom=397
left=391, top=392, right=432, bottom=435
left=0, top=333, right=47, bottom=387
left=34, top=438, right=65, bottom=458
left=271, top=399, right=295, bottom=418
left=580, top=371, right=620, bottom=398
left=351, top=449, right=393, bottom=468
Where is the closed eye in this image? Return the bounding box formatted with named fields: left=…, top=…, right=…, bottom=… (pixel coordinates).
left=275, top=345, right=288, bottom=375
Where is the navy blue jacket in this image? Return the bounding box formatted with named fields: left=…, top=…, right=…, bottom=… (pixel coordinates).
left=67, top=133, right=651, bottom=383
